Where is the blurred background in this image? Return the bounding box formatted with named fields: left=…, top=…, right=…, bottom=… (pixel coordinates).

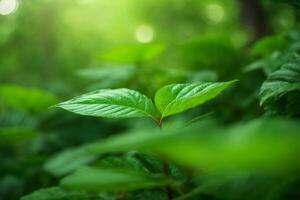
left=0, top=0, right=300, bottom=199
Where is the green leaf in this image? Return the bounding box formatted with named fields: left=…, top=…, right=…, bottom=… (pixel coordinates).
left=0, top=84, right=58, bottom=113
left=149, top=119, right=300, bottom=173
left=0, top=128, right=37, bottom=145
left=154, top=81, right=237, bottom=118
left=45, top=128, right=163, bottom=176
left=46, top=118, right=300, bottom=176
left=250, top=35, right=288, bottom=57
left=259, top=54, right=300, bottom=107
left=20, top=187, right=104, bottom=200
left=44, top=147, right=97, bottom=176
left=60, top=167, right=172, bottom=192
left=57, top=89, right=159, bottom=119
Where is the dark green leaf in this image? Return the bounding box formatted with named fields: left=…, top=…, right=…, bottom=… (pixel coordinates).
left=60, top=167, right=172, bottom=192
left=20, top=187, right=105, bottom=200
left=0, top=128, right=37, bottom=145
left=260, top=54, right=300, bottom=107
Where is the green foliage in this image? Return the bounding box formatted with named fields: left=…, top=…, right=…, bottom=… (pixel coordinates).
left=60, top=167, right=172, bottom=192
left=57, top=81, right=236, bottom=121
left=250, top=35, right=288, bottom=57
left=79, top=119, right=300, bottom=174
left=0, top=128, right=37, bottom=145
left=2, top=1, right=300, bottom=199
left=44, top=147, right=97, bottom=177
left=0, top=84, right=58, bottom=113
left=56, top=89, right=159, bottom=119
left=20, top=187, right=105, bottom=200
left=269, top=0, right=300, bottom=7
left=155, top=81, right=236, bottom=118
left=259, top=54, right=300, bottom=103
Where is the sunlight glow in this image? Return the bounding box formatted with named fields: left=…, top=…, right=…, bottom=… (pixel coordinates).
left=0, top=0, right=18, bottom=15
left=135, top=24, right=155, bottom=43
left=205, top=3, right=225, bottom=24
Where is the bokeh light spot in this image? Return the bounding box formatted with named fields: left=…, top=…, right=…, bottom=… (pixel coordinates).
left=0, top=0, right=18, bottom=16
left=135, top=24, right=155, bottom=43
left=205, top=3, right=225, bottom=24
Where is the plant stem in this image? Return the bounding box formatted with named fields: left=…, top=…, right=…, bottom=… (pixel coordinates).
left=157, top=117, right=173, bottom=200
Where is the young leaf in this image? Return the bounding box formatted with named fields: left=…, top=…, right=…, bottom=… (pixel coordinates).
left=56, top=89, right=159, bottom=119
left=154, top=81, right=237, bottom=118
left=60, top=167, right=172, bottom=192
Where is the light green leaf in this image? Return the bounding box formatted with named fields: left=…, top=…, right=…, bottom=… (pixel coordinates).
left=260, top=54, right=300, bottom=106
left=60, top=167, right=172, bottom=192
left=57, top=89, right=159, bottom=119
left=154, top=81, right=237, bottom=118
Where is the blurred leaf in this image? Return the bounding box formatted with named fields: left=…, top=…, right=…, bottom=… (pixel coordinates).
left=44, top=147, right=97, bottom=177
left=77, top=65, right=135, bottom=80
left=186, top=70, right=218, bottom=83
left=95, top=154, right=148, bottom=172
left=57, top=88, right=159, bottom=120
left=179, top=33, right=245, bottom=77
left=20, top=187, right=105, bottom=200
left=0, top=176, right=23, bottom=200
left=60, top=167, right=172, bottom=192
left=88, top=119, right=300, bottom=173
left=176, top=173, right=297, bottom=200
left=154, top=81, right=236, bottom=118
left=130, top=189, right=168, bottom=200
left=250, top=35, right=288, bottom=57
left=97, top=43, right=165, bottom=64
left=0, top=85, right=58, bottom=113
left=0, top=128, right=37, bottom=145
left=259, top=54, right=300, bottom=109
left=77, top=65, right=136, bottom=88
left=269, top=0, right=300, bottom=7
left=151, top=119, right=300, bottom=173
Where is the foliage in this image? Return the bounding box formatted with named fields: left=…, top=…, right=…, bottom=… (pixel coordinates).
left=1, top=0, right=300, bottom=200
